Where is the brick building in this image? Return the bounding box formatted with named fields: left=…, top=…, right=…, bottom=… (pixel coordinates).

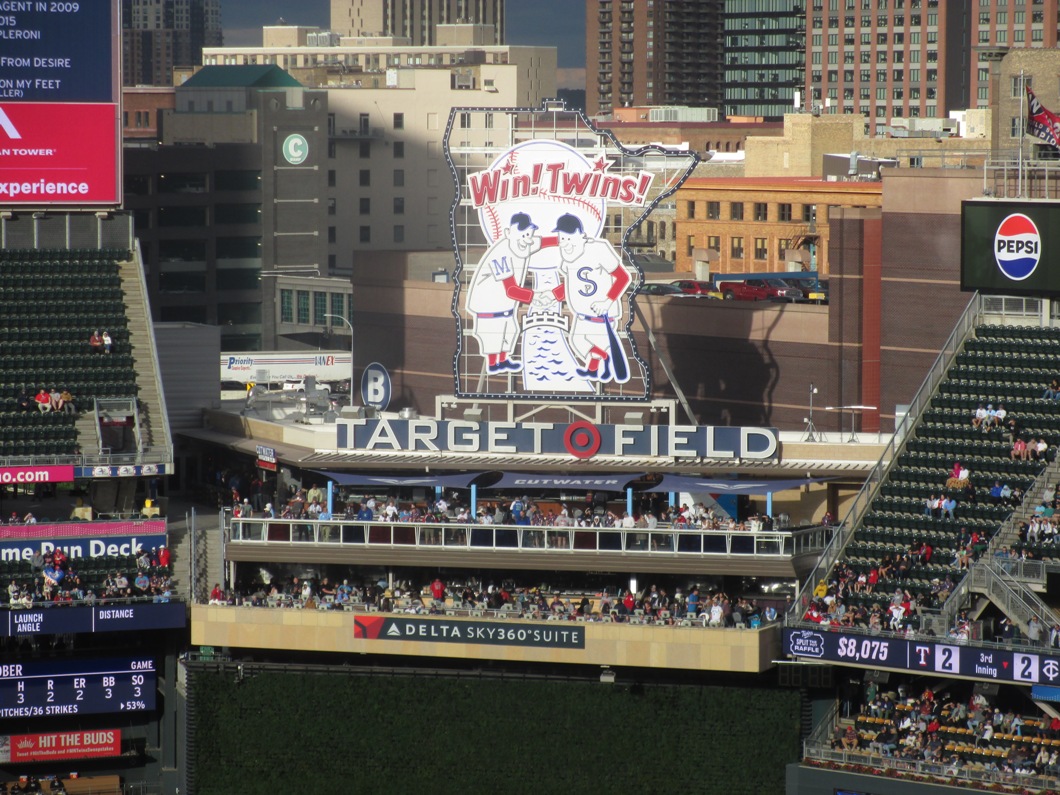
left=673, top=177, right=882, bottom=277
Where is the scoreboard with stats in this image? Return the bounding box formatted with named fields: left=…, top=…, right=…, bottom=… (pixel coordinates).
left=0, top=658, right=155, bottom=719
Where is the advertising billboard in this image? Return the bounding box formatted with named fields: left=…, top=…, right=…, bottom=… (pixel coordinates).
left=0, top=730, right=121, bottom=764
left=446, top=101, right=697, bottom=402
left=961, top=200, right=1060, bottom=296
left=0, top=0, right=120, bottom=206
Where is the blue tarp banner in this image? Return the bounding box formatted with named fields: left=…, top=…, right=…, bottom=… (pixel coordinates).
left=311, top=471, right=484, bottom=488
left=484, top=473, right=646, bottom=490
left=643, top=475, right=833, bottom=494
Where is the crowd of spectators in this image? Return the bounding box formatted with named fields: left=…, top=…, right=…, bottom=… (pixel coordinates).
left=215, top=572, right=783, bottom=628
left=231, top=487, right=781, bottom=534
left=3, top=545, right=172, bottom=609
left=14, top=386, right=76, bottom=415
left=828, top=677, right=1060, bottom=783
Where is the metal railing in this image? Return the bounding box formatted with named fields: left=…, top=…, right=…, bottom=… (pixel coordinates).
left=969, top=558, right=1057, bottom=633
left=227, top=516, right=833, bottom=559
left=790, top=293, right=984, bottom=615
left=803, top=745, right=1059, bottom=793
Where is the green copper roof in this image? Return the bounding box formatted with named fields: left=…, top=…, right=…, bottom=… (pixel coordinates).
left=181, top=65, right=303, bottom=89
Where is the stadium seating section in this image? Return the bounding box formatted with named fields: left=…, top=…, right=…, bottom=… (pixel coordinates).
left=0, top=248, right=136, bottom=458
left=834, top=324, right=1057, bottom=608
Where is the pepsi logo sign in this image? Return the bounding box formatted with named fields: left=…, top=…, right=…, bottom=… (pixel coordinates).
left=994, top=213, right=1041, bottom=281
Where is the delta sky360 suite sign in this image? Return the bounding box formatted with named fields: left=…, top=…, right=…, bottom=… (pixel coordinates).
left=445, top=103, right=697, bottom=402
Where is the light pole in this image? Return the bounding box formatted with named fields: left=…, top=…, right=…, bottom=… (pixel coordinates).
left=323, top=313, right=354, bottom=409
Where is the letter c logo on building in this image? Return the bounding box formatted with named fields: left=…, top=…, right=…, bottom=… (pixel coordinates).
left=282, top=133, right=308, bottom=165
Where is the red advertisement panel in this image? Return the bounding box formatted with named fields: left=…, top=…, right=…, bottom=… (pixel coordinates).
left=0, top=465, right=75, bottom=485
left=2, top=730, right=121, bottom=763
left=0, top=103, right=118, bottom=205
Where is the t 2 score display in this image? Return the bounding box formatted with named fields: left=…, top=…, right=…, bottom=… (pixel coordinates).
left=0, top=658, right=155, bottom=718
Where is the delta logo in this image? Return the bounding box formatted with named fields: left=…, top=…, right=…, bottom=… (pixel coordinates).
left=994, top=213, right=1041, bottom=281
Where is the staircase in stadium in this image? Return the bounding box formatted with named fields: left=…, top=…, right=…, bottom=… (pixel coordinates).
left=793, top=297, right=1060, bottom=635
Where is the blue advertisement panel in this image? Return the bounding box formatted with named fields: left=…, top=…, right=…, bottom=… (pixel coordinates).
left=2, top=601, right=185, bottom=638
left=783, top=627, right=1060, bottom=685
left=0, top=657, right=155, bottom=719
left=0, top=1, right=117, bottom=102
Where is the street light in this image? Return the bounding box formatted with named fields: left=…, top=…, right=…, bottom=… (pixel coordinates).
left=323, top=313, right=354, bottom=409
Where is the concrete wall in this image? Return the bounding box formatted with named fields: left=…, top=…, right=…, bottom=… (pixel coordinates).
left=192, top=605, right=781, bottom=672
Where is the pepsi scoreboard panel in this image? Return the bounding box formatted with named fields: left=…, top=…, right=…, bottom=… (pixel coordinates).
left=0, top=658, right=155, bottom=719
left=783, top=627, right=1060, bottom=684
left=961, top=200, right=1060, bottom=296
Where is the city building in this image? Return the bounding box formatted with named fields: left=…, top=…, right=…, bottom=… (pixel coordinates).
left=586, top=0, right=725, bottom=118
left=203, top=32, right=556, bottom=277
left=122, top=0, right=223, bottom=86
left=806, top=0, right=1060, bottom=127
left=723, top=0, right=806, bottom=120
left=123, top=65, right=329, bottom=350
left=329, top=0, right=506, bottom=45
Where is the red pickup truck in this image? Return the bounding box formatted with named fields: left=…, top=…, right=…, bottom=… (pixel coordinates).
left=716, top=278, right=799, bottom=301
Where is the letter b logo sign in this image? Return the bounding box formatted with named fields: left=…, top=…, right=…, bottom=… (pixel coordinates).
left=361, top=362, right=391, bottom=411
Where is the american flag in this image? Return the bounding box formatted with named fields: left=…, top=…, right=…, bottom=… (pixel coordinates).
left=1027, top=84, right=1060, bottom=151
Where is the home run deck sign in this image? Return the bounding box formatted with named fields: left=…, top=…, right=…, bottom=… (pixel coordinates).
left=446, top=101, right=697, bottom=402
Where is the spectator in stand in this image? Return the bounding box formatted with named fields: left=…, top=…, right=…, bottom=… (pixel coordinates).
left=993, top=403, right=1008, bottom=428
left=101, top=330, right=112, bottom=354
left=1044, top=379, right=1060, bottom=400
left=972, top=403, right=988, bottom=429
left=34, top=387, right=51, bottom=413
left=209, top=583, right=225, bottom=604
left=59, top=388, right=75, bottom=414
left=88, top=329, right=103, bottom=354
left=1012, top=437, right=1029, bottom=461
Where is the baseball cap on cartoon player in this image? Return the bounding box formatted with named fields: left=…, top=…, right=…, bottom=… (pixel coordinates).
left=510, top=212, right=538, bottom=231
left=553, top=214, right=584, bottom=235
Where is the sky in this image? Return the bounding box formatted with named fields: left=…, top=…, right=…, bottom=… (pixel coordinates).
left=221, top=0, right=586, bottom=86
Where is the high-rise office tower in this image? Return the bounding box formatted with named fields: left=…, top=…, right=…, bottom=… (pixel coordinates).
left=330, top=0, right=506, bottom=45
left=586, top=0, right=724, bottom=117
left=123, top=0, right=222, bottom=86
left=806, top=0, right=1060, bottom=123
left=724, top=0, right=805, bottom=119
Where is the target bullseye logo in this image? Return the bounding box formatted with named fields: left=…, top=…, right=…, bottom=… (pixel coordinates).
left=994, top=213, right=1041, bottom=281
left=563, top=421, right=601, bottom=459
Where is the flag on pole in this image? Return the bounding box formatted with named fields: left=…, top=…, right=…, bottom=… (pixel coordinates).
left=1027, top=84, right=1060, bottom=151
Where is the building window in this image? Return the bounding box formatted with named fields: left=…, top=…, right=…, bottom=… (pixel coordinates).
left=359, top=226, right=371, bottom=243
left=394, top=197, right=405, bottom=214
left=686, top=200, right=695, bottom=219
left=485, top=112, right=494, bottom=129
left=459, top=112, right=471, bottom=128
left=359, top=141, right=371, bottom=158
left=311, top=292, right=326, bottom=326
left=803, top=205, right=817, bottom=223
left=779, top=203, right=793, bottom=222
left=359, top=170, right=370, bottom=186
left=754, top=203, right=768, bottom=221
left=359, top=198, right=370, bottom=215
left=754, top=237, right=768, bottom=259
left=731, top=237, right=744, bottom=259
left=328, top=140, right=336, bottom=159
left=686, top=234, right=695, bottom=256
left=707, top=202, right=720, bottom=220
left=328, top=198, right=336, bottom=216
left=1011, top=117, right=1024, bottom=138
left=393, top=112, right=404, bottom=129
left=328, top=170, right=336, bottom=187
left=707, top=235, right=720, bottom=251
left=394, top=169, right=405, bottom=187
left=1013, top=76, right=1031, bottom=97
left=296, top=290, right=310, bottom=324
left=328, top=226, right=336, bottom=243
left=330, top=293, right=345, bottom=323
left=393, top=141, right=404, bottom=158
left=280, top=289, right=294, bottom=323
left=730, top=202, right=744, bottom=220
left=394, top=225, right=405, bottom=243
